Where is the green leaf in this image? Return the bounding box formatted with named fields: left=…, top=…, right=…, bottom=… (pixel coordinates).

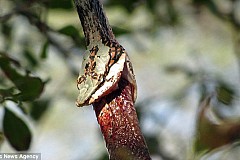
left=166, top=0, right=179, bottom=25
left=29, top=99, right=50, bottom=121
left=47, top=0, right=73, bottom=9
left=15, top=75, right=44, bottom=101
left=23, top=49, right=38, bottom=67
left=58, top=25, right=80, bottom=37
left=145, top=136, right=159, bottom=154
left=3, top=107, right=32, bottom=151
left=58, top=25, right=84, bottom=47
left=112, top=26, right=130, bottom=36
left=40, top=41, right=49, bottom=59
left=0, top=54, right=45, bottom=101
left=106, top=0, right=139, bottom=13
left=1, top=23, right=12, bottom=37
left=146, top=0, right=158, bottom=12
left=217, top=81, right=235, bottom=105
left=0, top=88, right=15, bottom=102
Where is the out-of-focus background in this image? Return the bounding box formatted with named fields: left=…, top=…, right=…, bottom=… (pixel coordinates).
left=0, top=0, right=240, bottom=160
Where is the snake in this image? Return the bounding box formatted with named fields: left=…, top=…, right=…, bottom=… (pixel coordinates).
left=74, top=0, right=151, bottom=159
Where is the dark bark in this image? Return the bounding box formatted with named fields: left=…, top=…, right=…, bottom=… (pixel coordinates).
left=74, top=0, right=115, bottom=46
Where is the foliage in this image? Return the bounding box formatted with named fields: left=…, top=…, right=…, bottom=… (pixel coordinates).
left=3, top=107, right=32, bottom=151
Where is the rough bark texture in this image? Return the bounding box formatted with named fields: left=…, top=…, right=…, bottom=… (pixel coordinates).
left=94, top=78, right=151, bottom=160
left=74, top=0, right=116, bottom=46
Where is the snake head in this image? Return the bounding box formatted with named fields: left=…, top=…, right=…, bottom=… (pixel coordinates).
left=76, top=43, right=137, bottom=107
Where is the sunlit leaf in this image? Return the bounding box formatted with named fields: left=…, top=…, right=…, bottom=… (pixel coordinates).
left=3, top=107, right=32, bottom=151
